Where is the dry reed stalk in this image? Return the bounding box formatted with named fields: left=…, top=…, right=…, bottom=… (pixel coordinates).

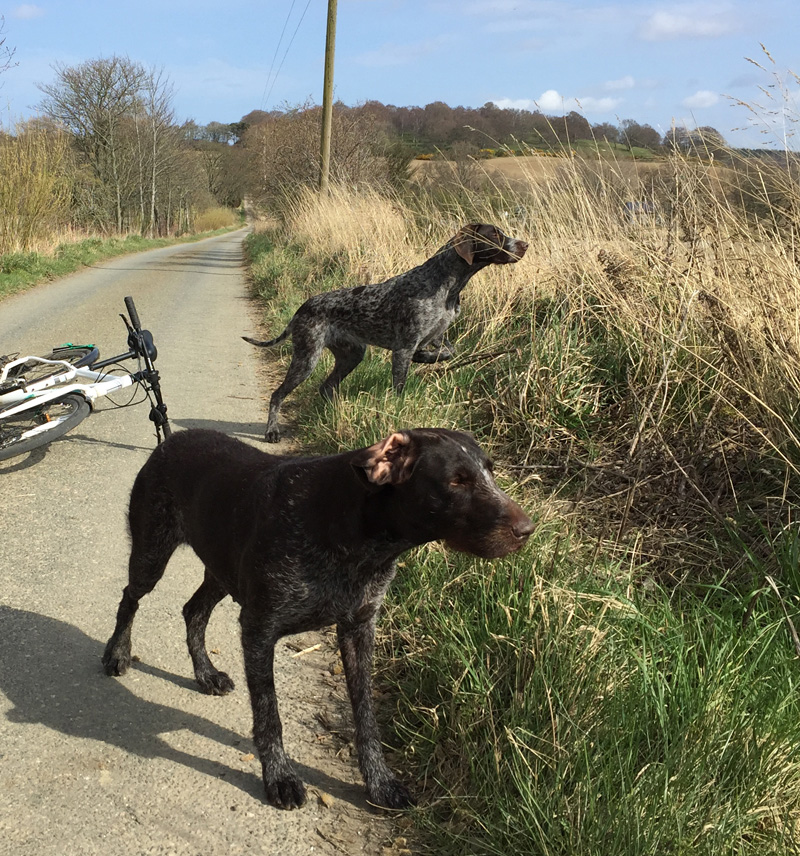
left=0, top=127, right=72, bottom=254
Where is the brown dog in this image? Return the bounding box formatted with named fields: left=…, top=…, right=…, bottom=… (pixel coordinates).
left=102, top=427, right=533, bottom=809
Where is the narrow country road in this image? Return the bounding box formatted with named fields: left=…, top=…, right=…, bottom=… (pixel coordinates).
left=0, top=230, right=392, bottom=856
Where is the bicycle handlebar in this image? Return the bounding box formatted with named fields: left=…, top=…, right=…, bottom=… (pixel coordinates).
left=123, top=295, right=170, bottom=441
left=124, top=296, right=142, bottom=332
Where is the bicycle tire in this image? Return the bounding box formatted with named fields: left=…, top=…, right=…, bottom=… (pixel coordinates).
left=5, top=345, right=99, bottom=387
left=0, top=393, right=91, bottom=461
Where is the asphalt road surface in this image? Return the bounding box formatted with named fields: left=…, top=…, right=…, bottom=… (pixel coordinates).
left=0, top=230, right=394, bottom=856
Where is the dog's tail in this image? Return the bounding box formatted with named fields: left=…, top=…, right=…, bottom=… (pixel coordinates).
left=242, top=328, right=291, bottom=349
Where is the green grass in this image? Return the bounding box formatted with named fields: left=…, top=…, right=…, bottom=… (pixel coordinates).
left=0, top=226, right=241, bottom=301
left=382, top=547, right=800, bottom=856
left=244, top=221, right=800, bottom=855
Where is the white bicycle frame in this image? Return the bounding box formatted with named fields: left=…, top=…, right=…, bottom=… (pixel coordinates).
left=0, top=356, right=139, bottom=420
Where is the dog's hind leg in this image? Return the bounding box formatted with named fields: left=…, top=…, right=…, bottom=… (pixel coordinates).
left=319, top=342, right=366, bottom=399
left=183, top=571, right=234, bottom=695
left=240, top=608, right=307, bottom=809
left=102, top=485, right=181, bottom=677
left=264, top=333, right=325, bottom=443
left=101, top=534, right=180, bottom=676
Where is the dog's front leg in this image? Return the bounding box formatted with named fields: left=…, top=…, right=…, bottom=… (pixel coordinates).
left=411, top=335, right=456, bottom=364
left=391, top=348, right=414, bottom=393
left=240, top=610, right=307, bottom=809
left=337, top=619, right=416, bottom=809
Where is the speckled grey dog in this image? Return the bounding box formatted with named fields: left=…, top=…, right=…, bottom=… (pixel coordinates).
left=243, top=224, right=528, bottom=442
left=101, top=427, right=533, bottom=810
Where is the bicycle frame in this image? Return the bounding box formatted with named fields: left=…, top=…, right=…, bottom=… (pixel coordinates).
left=0, top=358, right=143, bottom=419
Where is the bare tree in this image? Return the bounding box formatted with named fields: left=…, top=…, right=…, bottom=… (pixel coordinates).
left=141, top=66, right=178, bottom=236
left=38, top=56, right=147, bottom=230
left=0, top=16, right=17, bottom=77
left=196, top=141, right=226, bottom=199
left=37, top=57, right=184, bottom=235
left=244, top=103, right=387, bottom=202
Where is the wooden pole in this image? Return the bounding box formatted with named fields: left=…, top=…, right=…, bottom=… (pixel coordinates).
left=319, top=0, right=337, bottom=194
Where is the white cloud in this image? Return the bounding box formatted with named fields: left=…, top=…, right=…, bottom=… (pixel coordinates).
left=538, top=89, right=620, bottom=113
left=462, top=0, right=562, bottom=14
left=492, top=90, right=620, bottom=115
left=640, top=9, right=737, bottom=41
left=579, top=96, right=622, bottom=112
left=537, top=89, right=567, bottom=111
left=354, top=36, right=455, bottom=68
left=12, top=4, right=44, bottom=19
left=604, top=75, right=636, bottom=91
left=683, top=90, right=720, bottom=108
left=492, top=98, right=538, bottom=111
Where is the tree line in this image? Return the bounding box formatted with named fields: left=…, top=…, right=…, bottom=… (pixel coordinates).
left=238, top=100, right=727, bottom=156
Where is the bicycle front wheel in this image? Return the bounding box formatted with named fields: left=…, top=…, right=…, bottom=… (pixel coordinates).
left=0, top=394, right=91, bottom=461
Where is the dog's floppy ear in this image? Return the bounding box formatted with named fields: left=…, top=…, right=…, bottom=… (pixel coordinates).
left=351, top=431, right=417, bottom=487
left=453, top=225, right=480, bottom=265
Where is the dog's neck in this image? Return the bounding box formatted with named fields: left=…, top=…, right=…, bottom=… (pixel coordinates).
left=277, top=461, right=421, bottom=559
left=414, top=245, right=490, bottom=299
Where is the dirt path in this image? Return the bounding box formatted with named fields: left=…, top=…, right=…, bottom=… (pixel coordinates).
left=0, top=230, right=397, bottom=855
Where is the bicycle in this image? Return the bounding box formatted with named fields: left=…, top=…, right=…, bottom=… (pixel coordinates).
left=0, top=296, right=171, bottom=462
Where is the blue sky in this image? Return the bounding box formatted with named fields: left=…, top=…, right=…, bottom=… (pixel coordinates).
left=1, top=0, right=799, bottom=147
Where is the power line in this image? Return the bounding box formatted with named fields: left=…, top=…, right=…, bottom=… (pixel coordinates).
left=261, top=0, right=313, bottom=112
left=260, top=0, right=296, bottom=111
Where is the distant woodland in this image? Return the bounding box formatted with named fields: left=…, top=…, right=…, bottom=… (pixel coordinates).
left=231, top=99, right=727, bottom=157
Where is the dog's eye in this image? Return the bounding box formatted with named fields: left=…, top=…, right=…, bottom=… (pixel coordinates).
left=450, top=473, right=472, bottom=488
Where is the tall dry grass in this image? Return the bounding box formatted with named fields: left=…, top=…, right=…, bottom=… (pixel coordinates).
left=0, top=127, right=73, bottom=254
left=191, top=205, right=240, bottom=232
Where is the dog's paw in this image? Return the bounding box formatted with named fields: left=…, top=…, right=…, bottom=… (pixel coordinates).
left=101, top=649, right=131, bottom=677
left=264, top=429, right=281, bottom=444
left=263, top=774, right=307, bottom=810
left=368, top=777, right=417, bottom=810
left=197, top=671, right=235, bottom=696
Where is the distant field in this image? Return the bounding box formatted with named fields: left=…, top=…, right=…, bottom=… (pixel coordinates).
left=411, top=153, right=667, bottom=190
left=412, top=154, right=559, bottom=182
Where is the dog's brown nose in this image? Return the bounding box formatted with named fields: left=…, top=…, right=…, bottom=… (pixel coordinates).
left=512, top=516, right=535, bottom=540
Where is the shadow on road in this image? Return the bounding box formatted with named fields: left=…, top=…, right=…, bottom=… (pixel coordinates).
left=0, top=443, right=49, bottom=472
left=91, top=245, right=246, bottom=278
left=171, top=418, right=267, bottom=442
left=0, top=606, right=367, bottom=809
left=0, top=423, right=268, bottom=473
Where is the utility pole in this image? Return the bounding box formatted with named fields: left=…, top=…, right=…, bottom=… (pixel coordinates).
left=319, top=0, right=337, bottom=194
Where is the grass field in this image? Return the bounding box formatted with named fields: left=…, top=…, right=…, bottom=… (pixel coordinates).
left=412, top=149, right=664, bottom=187
left=245, top=146, right=800, bottom=855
